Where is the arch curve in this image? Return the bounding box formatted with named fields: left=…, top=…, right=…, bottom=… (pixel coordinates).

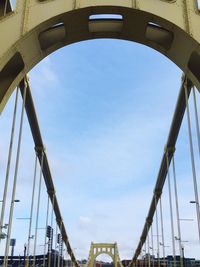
left=87, top=243, right=123, bottom=267
left=0, top=0, right=200, bottom=112
left=94, top=251, right=114, bottom=261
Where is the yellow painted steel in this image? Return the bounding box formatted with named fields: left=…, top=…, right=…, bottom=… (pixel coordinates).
left=0, top=0, right=200, bottom=112
left=86, top=243, right=123, bottom=267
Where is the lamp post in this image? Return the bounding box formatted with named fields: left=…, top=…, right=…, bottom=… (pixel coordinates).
left=0, top=200, right=20, bottom=240
left=174, top=237, right=188, bottom=267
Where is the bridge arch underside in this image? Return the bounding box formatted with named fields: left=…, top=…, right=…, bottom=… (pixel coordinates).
left=89, top=252, right=115, bottom=267
left=1, top=4, right=200, bottom=111
left=94, top=252, right=114, bottom=262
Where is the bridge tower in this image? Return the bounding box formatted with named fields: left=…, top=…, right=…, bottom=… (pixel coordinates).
left=87, top=243, right=123, bottom=267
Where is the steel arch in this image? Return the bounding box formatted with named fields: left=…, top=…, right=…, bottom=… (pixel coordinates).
left=0, top=0, right=200, bottom=112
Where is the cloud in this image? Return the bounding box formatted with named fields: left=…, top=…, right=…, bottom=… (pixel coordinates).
left=79, top=216, right=92, bottom=229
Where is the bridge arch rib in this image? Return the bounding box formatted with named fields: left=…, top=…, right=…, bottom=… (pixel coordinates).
left=0, top=0, right=200, bottom=112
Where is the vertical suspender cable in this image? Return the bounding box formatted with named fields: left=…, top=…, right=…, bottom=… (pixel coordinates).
left=184, top=84, right=200, bottom=240
left=159, top=197, right=166, bottom=267
left=54, top=223, right=58, bottom=267
left=33, top=151, right=44, bottom=267
left=144, top=241, right=147, bottom=267
left=4, top=83, right=27, bottom=267
left=26, top=153, right=38, bottom=267
left=61, top=240, right=64, bottom=267
left=151, top=226, right=154, bottom=267
left=48, top=194, right=55, bottom=267
left=43, top=196, right=50, bottom=267
left=58, top=222, right=63, bottom=267
left=192, top=87, right=200, bottom=157
left=172, top=155, right=183, bottom=267
left=155, top=196, right=160, bottom=267
left=0, top=87, right=19, bottom=246
left=141, top=245, right=144, bottom=267
left=140, top=241, right=142, bottom=267
left=61, top=245, right=64, bottom=267
left=166, top=151, right=176, bottom=267
left=147, top=225, right=150, bottom=267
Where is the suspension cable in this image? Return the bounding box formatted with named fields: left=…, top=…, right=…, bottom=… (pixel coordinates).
left=150, top=225, right=154, bottom=267
left=184, top=84, right=200, bottom=240
left=43, top=196, right=50, bottom=267
left=147, top=225, right=150, bottom=267
left=48, top=194, right=55, bottom=267
left=4, top=82, right=27, bottom=267
left=166, top=150, right=176, bottom=267
left=61, top=238, right=64, bottom=267
left=26, top=152, right=38, bottom=267
left=141, top=244, right=143, bottom=267
left=172, top=155, right=183, bottom=267
left=58, top=221, right=63, bottom=267
left=144, top=240, right=147, bottom=267
left=159, top=197, right=166, bottom=267
left=154, top=196, right=160, bottom=267
left=33, top=150, right=44, bottom=267
left=0, top=87, right=19, bottom=246
left=192, top=87, right=200, bottom=157
left=54, top=223, right=58, bottom=267
left=61, top=246, right=64, bottom=267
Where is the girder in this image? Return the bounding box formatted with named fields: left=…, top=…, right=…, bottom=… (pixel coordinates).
left=19, top=77, right=79, bottom=267
left=131, top=75, right=193, bottom=263
left=0, top=0, right=200, bottom=112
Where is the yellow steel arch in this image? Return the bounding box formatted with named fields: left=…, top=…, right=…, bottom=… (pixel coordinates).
left=0, top=0, right=200, bottom=112
left=86, top=243, right=123, bottom=267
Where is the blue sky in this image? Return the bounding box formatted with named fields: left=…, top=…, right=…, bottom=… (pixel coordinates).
left=0, top=38, right=200, bottom=261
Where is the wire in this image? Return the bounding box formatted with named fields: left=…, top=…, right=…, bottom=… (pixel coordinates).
left=26, top=153, right=38, bottom=267
left=166, top=151, right=176, bottom=267
left=192, top=87, right=200, bottom=158
left=159, top=197, right=166, bottom=267
left=43, top=196, right=50, bottom=267
left=0, top=87, right=19, bottom=247
left=154, top=196, right=160, bottom=267
left=150, top=225, right=154, bottom=267
left=48, top=194, right=55, bottom=267
left=184, top=84, right=200, bottom=240
left=147, top=225, right=150, bottom=267
left=33, top=151, right=44, bottom=267
left=4, top=82, right=27, bottom=267
left=172, top=155, right=183, bottom=267
left=54, top=223, right=58, bottom=267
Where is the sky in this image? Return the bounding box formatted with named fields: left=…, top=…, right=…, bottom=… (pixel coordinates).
left=0, top=19, right=200, bottom=262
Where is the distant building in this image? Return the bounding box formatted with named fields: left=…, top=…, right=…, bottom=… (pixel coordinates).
left=0, top=251, right=66, bottom=267
left=122, top=256, right=200, bottom=267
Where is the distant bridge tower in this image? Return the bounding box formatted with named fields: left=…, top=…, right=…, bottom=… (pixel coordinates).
left=87, top=243, right=123, bottom=267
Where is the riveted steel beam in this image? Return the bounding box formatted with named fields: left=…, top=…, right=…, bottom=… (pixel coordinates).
left=0, top=0, right=200, bottom=113
left=19, top=77, right=79, bottom=267
left=131, top=75, right=193, bottom=262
